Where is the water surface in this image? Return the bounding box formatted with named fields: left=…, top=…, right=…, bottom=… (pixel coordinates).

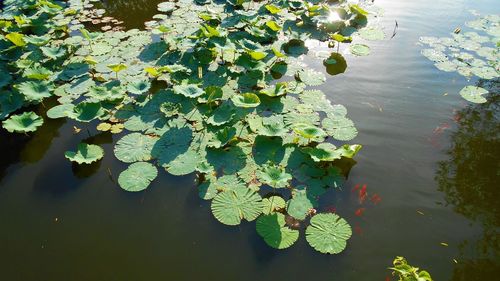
left=0, top=0, right=499, bottom=280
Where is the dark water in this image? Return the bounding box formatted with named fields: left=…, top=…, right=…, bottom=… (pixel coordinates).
left=1, top=0, right=499, bottom=280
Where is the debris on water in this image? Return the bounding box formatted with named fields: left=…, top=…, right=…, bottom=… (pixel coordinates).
left=417, top=210, right=425, bottom=215
left=440, top=242, right=449, bottom=247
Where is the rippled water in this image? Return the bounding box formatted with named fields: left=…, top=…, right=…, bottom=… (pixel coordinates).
left=0, top=0, right=499, bottom=280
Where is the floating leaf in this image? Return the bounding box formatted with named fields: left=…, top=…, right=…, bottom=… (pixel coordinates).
left=358, top=26, right=385, bottom=40
left=173, top=84, right=205, bottom=98
left=118, top=162, right=158, bottom=192
left=256, top=213, right=299, bottom=249
left=258, top=165, right=292, bottom=188
left=114, top=133, right=157, bottom=163
left=349, top=44, right=371, bottom=56
left=293, top=123, right=326, bottom=140
left=64, top=143, right=104, bottom=164
left=306, top=213, right=352, bottom=254
left=287, top=190, right=315, bottom=220
left=2, top=111, right=43, bottom=133
left=16, top=81, right=52, bottom=102
left=297, top=69, right=326, bottom=86
left=262, top=196, right=286, bottom=215
left=459, top=85, right=489, bottom=103
left=211, top=186, right=262, bottom=225
left=6, top=32, right=26, bottom=47
left=231, top=93, right=261, bottom=108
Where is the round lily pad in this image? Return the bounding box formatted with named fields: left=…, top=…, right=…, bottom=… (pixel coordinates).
left=349, top=44, right=371, bottom=56
left=305, top=213, right=352, bottom=254
left=231, top=93, right=261, bottom=108
left=211, top=186, right=262, bottom=225
left=118, top=162, right=158, bottom=192
left=459, top=85, right=489, bottom=103
left=114, top=133, right=157, bottom=163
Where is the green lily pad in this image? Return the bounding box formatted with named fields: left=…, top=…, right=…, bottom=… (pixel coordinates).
left=358, top=26, right=385, bottom=40
left=118, top=162, right=158, bottom=192
left=297, top=68, right=326, bottom=86
left=16, top=81, right=52, bottom=102
left=211, top=186, right=262, bottom=226
left=349, top=44, right=371, bottom=56
left=231, top=93, right=261, bottom=108
left=293, top=123, right=326, bottom=140
left=64, top=143, right=104, bottom=164
left=256, top=213, right=299, bottom=249
left=258, top=165, right=292, bottom=188
left=459, top=85, right=489, bottom=103
left=173, top=84, right=205, bottom=98
left=306, top=213, right=352, bottom=254
left=262, top=196, right=286, bottom=215
left=286, top=189, right=315, bottom=220
left=114, top=133, right=157, bottom=163
left=2, top=111, right=43, bottom=133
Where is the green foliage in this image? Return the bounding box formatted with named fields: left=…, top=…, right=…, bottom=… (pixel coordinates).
left=305, top=213, right=352, bottom=254
left=64, top=143, right=104, bottom=164
left=0, top=0, right=385, bottom=254
left=389, top=256, right=433, bottom=281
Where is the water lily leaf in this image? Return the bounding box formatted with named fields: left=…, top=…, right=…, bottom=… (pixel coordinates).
left=262, top=196, right=286, bottom=215
left=231, top=93, right=261, bottom=108
left=173, top=84, right=205, bottom=98
left=40, top=46, right=66, bottom=60
left=206, top=146, right=247, bottom=174
left=297, top=68, right=326, bottom=86
left=118, top=162, right=158, bottom=192
left=166, top=149, right=202, bottom=176
left=208, top=127, right=237, bottom=148
left=108, top=64, right=128, bottom=73
left=6, top=32, right=26, bottom=47
left=157, top=2, right=176, bottom=12
left=70, top=102, right=105, bottom=122
left=16, top=81, right=52, bottom=102
left=127, top=80, right=151, bottom=95
left=324, top=53, right=347, bottom=75
left=358, top=26, right=385, bottom=40
left=114, top=133, right=157, bottom=163
left=349, top=44, right=371, bottom=56
left=2, top=111, right=43, bottom=133
left=152, top=126, right=192, bottom=167
left=259, top=82, right=287, bottom=97
left=46, top=104, right=74, bottom=119
left=256, top=213, right=299, bottom=249
left=258, top=165, right=292, bottom=188
left=64, top=143, right=104, bottom=164
left=459, top=85, right=488, bottom=103
left=322, top=116, right=358, bottom=141
left=287, top=189, right=316, bottom=220
left=206, top=103, right=235, bottom=126
left=306, top=213, right=352, bottom=254
left=211, top=186, right=262, bottom=226
left=97, top=123, right=112, bottom=131
left=259, top=115, right=288, bottom=137
left=293, top=123, right=326, bottom=140
left=265, top=4, right=282, bottom=14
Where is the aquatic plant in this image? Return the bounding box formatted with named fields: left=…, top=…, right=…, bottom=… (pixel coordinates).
left=419, top=13, right=499, bottom=103
left=389, top=256, right=433, bottom=281
left=0, top=0, right=386, bottom=254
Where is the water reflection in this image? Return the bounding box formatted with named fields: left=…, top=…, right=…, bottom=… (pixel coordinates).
left=435, top=79, right=500, bottom=279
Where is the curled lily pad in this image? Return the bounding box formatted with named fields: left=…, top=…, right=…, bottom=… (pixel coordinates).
left=256, top=213, right=299, bottom=249
left=114, top=133, right=157, bottom=163
left=231, top=93, right=261, bottom=108
left=349, top=44, right=371, bottom=56
left=2, top=111, right=43, bottom=133
left=211, top=186, right=262, bottom=225
left=173, top=84, right=205, bottom=98
left=293, top=123, right=326, bottom=140
left=306, top=213, right=352, bottom=254
left=70, top=102, right=105, bottom=122
left=16, top=81, right=52, bottom=102
left=118, top=162, right=158, bottom=192
left=459, top=85, right=489, bottom=103
left=64, top=143, right=104, bottom=164
left=258, top=165, right=292, bottom=188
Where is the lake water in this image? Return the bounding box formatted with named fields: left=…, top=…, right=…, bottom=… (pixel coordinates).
left=0, top=0, right=499, bottom=280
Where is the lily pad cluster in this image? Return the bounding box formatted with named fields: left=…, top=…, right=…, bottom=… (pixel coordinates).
left=419, top=13, right=499, bottom=103
left=0, top=0, right=385, bottom=254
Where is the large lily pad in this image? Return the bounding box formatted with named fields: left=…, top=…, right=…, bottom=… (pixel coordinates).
left=305, top=213, right=352, bottom=254
left=118, top=162, right=158, bottom=192
left=211, top=186, right=262, bottom=225
left=2, top=111, right=43, bottom=133
left=114, top=133, right=157, bottom=163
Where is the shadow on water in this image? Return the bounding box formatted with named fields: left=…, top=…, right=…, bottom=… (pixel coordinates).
left=435, top=79, right=500, bottom=280
left=0, top=98, right=65, bottom=183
